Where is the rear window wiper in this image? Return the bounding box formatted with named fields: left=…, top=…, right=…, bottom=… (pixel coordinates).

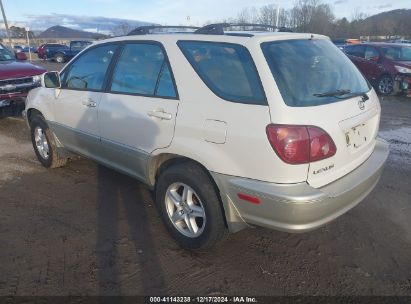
left=313, top=89, right=351, bottom=97
left=314, top=89, right=369, bottom=100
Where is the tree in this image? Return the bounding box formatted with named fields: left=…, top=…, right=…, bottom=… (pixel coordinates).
left=9, top=26, right=34, bottom=39
left=333, top=17, right=350, bottom=38
left=259, top=4, right=278, bottom=26
left=112, top=22, right=131, bottom=36
left=227, top=2, right=411, bottom=39
left=236, top=7, right=259, bottom=24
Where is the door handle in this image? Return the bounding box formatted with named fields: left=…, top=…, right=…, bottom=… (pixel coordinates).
left=147, top=109, right=172, bottom=120
left=82, top=98, right=97, bottom=108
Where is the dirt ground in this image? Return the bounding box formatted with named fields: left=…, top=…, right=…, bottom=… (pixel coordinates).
left=0, top=61, right=410, bottom=296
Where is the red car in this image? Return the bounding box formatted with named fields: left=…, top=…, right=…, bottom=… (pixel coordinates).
left=344, top=43, right=411, bottom=96
left=0, top=43, right=47, bottom=117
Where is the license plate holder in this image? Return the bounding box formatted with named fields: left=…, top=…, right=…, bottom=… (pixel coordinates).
left=0, top=100, right=11, bottom=108
left=346, top=124, right=367, bottom=149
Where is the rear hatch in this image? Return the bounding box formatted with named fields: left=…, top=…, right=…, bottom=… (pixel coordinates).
left=261, top=37, right=381, bottom=188
left=305, top=94, right=380, bottom=188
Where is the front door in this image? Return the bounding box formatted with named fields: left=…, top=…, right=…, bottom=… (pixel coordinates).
left=52, top=43, right=118, bottom=158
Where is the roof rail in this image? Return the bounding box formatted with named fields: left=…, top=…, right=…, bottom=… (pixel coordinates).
left=195, top=23, right=293, bottom=35
left=128, top=25, right=200, bottom=36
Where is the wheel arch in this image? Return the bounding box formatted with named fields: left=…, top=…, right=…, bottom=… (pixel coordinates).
left=148, top=153, right=249, bottom=232
left=148, top=153, right=214, bottom=191
left=148, top=153, right=227, bottom=217
left=27, top=108, right=44, bottom=123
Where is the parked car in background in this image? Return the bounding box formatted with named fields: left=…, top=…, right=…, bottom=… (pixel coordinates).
left=332, top=39, right=347, bottom=50
left=391, top=39, right=411, bottom=44
left=25, top=25, right=389, bottom=250
left=13, top=45, right=37, bottom=54
left=0, top=43, right=46, bottom=118
left=38, top=41, right=92, bottom=63
left=53, top=40, right=92, bottom=63
left=332, top=38, right=363, bottom=51
left=13, top=45, right=24, bottom=53
left=22, top=46, right=38, bottom=53
left=344, top=43, right=411, bottom=96
left=37, top=43, right=68, bottom=60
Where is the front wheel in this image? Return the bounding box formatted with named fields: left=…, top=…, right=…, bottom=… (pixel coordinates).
left=155, top=162, right=228, bottom=250
left=30, top=115, right=67, bottom=168
left=377, top=75, right=394, bottom=95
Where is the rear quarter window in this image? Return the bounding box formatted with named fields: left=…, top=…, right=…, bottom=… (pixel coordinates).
left=178, top=41, right=267, bottom=105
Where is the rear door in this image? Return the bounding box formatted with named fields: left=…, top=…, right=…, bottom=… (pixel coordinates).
left=98, top=42, right=179, bottom=180
left=345, top=45, right=372, bottom=77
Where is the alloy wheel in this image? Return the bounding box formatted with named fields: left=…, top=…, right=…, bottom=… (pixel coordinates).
left=165, top=182, right=206, bottom=238
left=378, top=76, right=394, bottom=95
left=34, top=126, right=50, bottom=160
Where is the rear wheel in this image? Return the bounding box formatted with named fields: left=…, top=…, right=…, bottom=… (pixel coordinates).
left=377, top=75, right=394, bottom=95
left=30, top=115, right=67, bottom=168
left=54, top=53, right=65, bottom=63
left=155, top=162, right=227, bottom=250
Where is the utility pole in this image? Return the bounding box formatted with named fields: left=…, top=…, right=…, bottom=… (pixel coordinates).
left=0, top=0, right=12, bottom=47
left=26, top=27, right=32, bottom=61
left=275, top=5, right=280, bottom=28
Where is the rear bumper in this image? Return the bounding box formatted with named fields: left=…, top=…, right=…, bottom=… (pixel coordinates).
left=213, top=139, right=389, bottom=233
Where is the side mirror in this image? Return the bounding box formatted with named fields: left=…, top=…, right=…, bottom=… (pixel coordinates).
left=369, top=56, right=380, bottom=62
left=15, top=52, right=27, bottom=61
left=42, top=71, right=61, bottom=88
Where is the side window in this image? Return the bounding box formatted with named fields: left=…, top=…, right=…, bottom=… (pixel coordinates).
left=178, top=41, right=266, bottom=105
left=156, top=64, right=176, bottom=98
left=110, top=43, right=177, bottom=98
left=381, top=47, right=400, bottom=60
left=62, top=44, right=117, bottom=91
left=346, top=45, right=365, bottom=58
left=364, top=47, right=379, bottom=60
left=70, top=41, right=90, bottom=51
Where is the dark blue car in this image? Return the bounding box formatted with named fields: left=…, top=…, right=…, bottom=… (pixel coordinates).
left=39, top=41, right=92, bottom=63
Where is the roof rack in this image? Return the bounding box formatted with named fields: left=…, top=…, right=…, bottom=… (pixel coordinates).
left=128, top=25, right=200, bottom=36
left=195, top=23, right=293, bottom=35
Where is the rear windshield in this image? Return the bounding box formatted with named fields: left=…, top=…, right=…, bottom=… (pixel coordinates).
left=381, top=46, right=411, bottom=61
left=261, top=39, right=370, bottom=107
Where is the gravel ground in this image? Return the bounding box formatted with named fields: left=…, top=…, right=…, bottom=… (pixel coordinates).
left=0, top=61, right=410, bottom=296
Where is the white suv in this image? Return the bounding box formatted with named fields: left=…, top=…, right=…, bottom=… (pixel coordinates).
left=24, top=24, right=389, bottom=250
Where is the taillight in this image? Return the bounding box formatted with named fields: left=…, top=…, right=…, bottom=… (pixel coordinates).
left=307, top=126, right=337, bottom=162
left=266, top=124, right=336, bottom=164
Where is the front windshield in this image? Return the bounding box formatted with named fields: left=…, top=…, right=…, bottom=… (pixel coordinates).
left=261, top=39, right=370, bottom=107
left=0, top=45, right=15, bottom=61
left=381, top=46, right=411, bottom=61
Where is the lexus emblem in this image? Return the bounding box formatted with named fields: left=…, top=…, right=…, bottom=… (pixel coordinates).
left=358, top=99, right=365, bottom=110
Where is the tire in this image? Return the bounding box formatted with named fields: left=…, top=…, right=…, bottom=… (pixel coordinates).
left=54, top=53, right=65, bottom=63
left=155, top=162, right=228, bottom=250
left=377, top=75, right=394, bottom=96
left=30, top=115, right=67, bottom=168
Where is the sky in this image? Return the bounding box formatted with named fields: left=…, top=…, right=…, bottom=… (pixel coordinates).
left=2, top=0, right=411, bottom=30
